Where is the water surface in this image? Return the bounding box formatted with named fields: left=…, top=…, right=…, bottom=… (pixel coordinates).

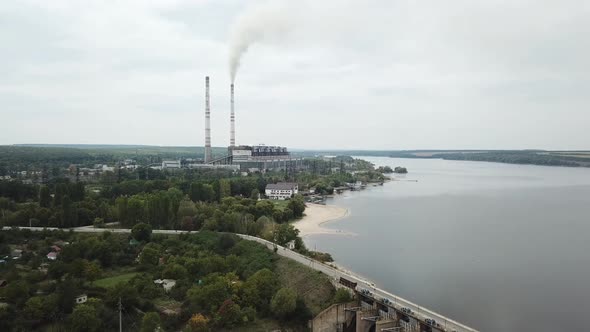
left=305, top=157, right=590, bottom=332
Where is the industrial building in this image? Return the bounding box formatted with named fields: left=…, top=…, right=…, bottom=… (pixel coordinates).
left=265, top=182, right=299, bottom=200
left=201, top=76, right=303, bottom=172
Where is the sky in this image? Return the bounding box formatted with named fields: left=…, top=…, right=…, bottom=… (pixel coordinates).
left=1, top=0, right=589, bottom=150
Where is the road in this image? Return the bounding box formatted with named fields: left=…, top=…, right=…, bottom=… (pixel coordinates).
left=2, top=226, right=478, bottom=332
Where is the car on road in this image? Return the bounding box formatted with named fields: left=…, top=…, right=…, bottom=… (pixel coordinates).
left=359, top=288, right=373, bottom=297
left=381, top=297, right=392, bottom=305
left=400, top=307, right=412, bottom=314
left=425, top=318, right=437, bottom=326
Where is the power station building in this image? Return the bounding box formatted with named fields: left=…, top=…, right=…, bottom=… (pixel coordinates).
left=202, top=76, right=303, bottom=172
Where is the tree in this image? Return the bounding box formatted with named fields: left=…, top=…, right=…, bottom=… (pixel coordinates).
left=240, top=268, right=278, bottom=313
left=69, top=304, right=101, bottom=332
left=61, top=195, right=78, bottom=227
left=287, top=195, right=305, bottom=218
left=141, top=312, right=162, bottom=332
left=115, top=196, right=128, bottom=224
left=139, top=246, right=159, bottom=266
left=218, top=179, right=231, bottom=200
left=274, top=224, right=299, bottom=246
left=162, top=263, right=188, bottom=280
left=270, top=288, right=297, bottom=319
left=132, top=222, right=152, bottom=242
left=127, top=197, right=145, bottom=225
left=39, top=186, right=50, bottom=208
left=84, top=260, right=102, bottom=281
left=23, top=296, right=45, bottom=321
left=105, top=283, right=139, bottom=311
left=333, top=288, right=352, bottom=303
left=187, top=313, right=209, bottom=332
left=250, top=189, right=259, bottom=200
left=3, top=280, right=30, bottom=306
left=187, top=275, right=231, bottom=312
left=216, top=299, right=242, bottom=328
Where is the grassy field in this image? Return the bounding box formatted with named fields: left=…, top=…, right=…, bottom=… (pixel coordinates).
left=275, top=256, right=335, bottom=316
left=272, top=200, right=290, bottom=211
left=93, top=272, right=139, bottom=288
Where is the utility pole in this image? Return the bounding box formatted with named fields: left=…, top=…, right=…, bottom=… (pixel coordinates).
left=118, top=297, right=122, bottom=332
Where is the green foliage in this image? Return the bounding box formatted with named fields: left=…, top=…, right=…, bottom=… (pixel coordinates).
left=333, top=288, right=353, bottom=303
left=93, top=272, right=139, bottom=289
left=132, top=222, right=152, bottom=242
left=141, top=312, right=162, bottom=332
left=287, top=195, right=305, bottom=218
left=187, top=274, right=232, bottom=312
left=270, top=288, right=297, bottom=319
left=241, top=268, right=279, bottom=313
left=1, top=280, right=30, bottom=306
left=69, top=304, right=101, bottom=332
left=216, top=299, right=242, bottom=328
left=274, top=224, right=299, bottom=246
left=162, top=263, right=188, bottom=280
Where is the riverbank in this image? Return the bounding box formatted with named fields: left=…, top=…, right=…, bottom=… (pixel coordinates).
left=294, top=203, right=352, bottom=237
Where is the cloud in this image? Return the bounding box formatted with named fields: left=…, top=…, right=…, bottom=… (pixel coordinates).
left=1, top=0, right=589, bottom=149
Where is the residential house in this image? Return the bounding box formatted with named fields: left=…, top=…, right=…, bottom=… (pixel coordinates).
left=75, top=294, right=88, bottom=304
left=154, top=279, right=176, bottom=292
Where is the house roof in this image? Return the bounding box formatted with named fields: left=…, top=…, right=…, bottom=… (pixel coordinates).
left=266, top=182, right=298, bottom=190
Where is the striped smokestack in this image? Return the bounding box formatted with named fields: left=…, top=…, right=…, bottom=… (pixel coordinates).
left=205, top=76, right=212, bottom=163
left=230, top=83, right=235, bottom=147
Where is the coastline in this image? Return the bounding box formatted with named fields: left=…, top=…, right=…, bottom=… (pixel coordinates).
left=294, top=203, right=353, bottom=237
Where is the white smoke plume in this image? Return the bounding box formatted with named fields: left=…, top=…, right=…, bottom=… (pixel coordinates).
left=228, top=0, right=298, bottom=83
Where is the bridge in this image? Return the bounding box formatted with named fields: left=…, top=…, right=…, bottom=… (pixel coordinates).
left=2, top=226, right=478, bottom=332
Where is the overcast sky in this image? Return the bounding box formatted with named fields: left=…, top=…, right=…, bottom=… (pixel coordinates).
left=1, top=0, right=589, bottom=150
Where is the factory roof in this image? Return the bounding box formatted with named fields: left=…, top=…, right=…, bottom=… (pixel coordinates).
left=266, top=182, right=298, bottom=190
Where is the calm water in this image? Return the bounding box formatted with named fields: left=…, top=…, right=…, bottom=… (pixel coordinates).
left=305, top=157, right=590, bottom=332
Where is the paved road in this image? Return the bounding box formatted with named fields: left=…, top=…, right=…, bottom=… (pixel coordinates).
left=2, top=226, right=478, bottom=332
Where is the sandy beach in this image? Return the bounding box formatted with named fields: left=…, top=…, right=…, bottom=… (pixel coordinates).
left=294, top=203, right=353, bottom=237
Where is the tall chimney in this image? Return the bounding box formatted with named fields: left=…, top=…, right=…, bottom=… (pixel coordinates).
left=230, top=83, right=235, bottom=147
left=205, top=76, right=212, bottom=163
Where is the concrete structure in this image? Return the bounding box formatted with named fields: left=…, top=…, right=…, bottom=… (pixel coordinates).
left=265, top=182, right=298, bottom=200
left=230, top=83, right=235, bottom=147
left=188, top=164, right=240, bottom=171
left=162, top=160, right=181, bottom=169
left=204, top=76, right=212, bottom=163
left=309, top=301, right=357, bottom=332
left=197, top=77, right=303, bottom=172
left=209, top=145, right=304, bottom=172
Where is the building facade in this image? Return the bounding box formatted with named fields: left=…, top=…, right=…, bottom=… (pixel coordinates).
left=265, top=182, right=298, bottom=200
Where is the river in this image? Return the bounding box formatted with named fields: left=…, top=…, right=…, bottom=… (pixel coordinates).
left=304, top=157, right=590, bottom=332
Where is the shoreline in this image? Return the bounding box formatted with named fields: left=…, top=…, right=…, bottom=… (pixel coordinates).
left=293, top=203, right=353, bottom=237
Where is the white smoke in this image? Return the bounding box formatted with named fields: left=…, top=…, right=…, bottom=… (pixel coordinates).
left=228, top=0, right=298, bottom=83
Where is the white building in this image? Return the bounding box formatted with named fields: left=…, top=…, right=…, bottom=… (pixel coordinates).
left=162, top=160, right=181, bottom=169
left=75, top=294, right=87, bottom=304
left=154, top=279, right=176, bottom=292
left=265, top=183, right=298, bottom=200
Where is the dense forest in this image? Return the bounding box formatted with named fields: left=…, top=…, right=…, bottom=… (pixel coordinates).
left=0, top=229, right=351, bottom=331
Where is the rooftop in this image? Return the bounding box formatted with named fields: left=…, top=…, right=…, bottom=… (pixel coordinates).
left=266, top=182, right=298, bottom=190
